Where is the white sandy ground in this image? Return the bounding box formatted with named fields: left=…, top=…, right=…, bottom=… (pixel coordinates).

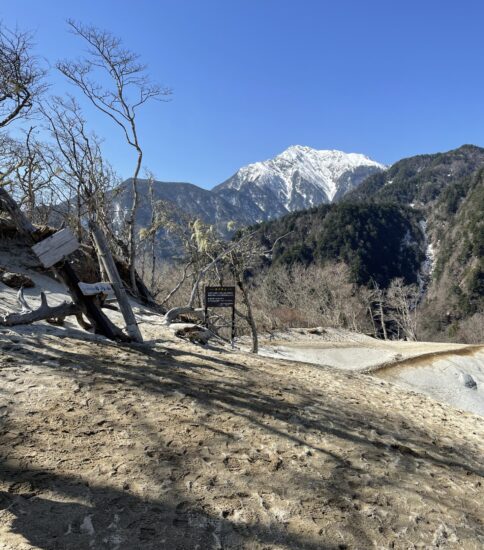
left=250, top=329, right=484, bottom=416
left=1, top=262, right=483, bottom=417
left=376, top=350, right=484, bottom=416
left=0, top=252, right=484, bottom=547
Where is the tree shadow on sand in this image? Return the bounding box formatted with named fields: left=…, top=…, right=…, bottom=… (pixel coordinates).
left=0, top=327, right=483, bottom=548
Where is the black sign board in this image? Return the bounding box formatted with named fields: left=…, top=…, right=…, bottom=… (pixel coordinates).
left=205, top=286, right=236, bottom=347
left=205, top=286, right=236, bottom=308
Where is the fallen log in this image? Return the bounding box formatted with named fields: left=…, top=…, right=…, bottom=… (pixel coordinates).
left=162, top=306, right=205, bottom=325
left=6, top=286, right=117, bottom=329
left=0, top=291, right=78, bottom=326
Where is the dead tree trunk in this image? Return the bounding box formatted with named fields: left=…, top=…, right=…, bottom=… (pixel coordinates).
left=0, top=188, right=36, bottom=236
left=163, top=306, right=205, bottom=325
left=378, top=300, right=388, bottom=340
left=148, top=177, right=157, bottom=292
left=128, top=150, right=142, bottom=291
left=368, top=305, right=378, bottom=338
left=57, top=261, right=128, bottom=340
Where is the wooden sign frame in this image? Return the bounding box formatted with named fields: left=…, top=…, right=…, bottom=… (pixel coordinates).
left=205, top=286, right=236, bottom=308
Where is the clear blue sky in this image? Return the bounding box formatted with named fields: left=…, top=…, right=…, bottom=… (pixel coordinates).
left=3, top=0, right=484, bottom=188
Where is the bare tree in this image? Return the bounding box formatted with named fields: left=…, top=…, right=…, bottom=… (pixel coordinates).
left=225, top=237, right=263, bottom=353
left=41, top=96, right=116, bottom=238
left=161, top=226, right=258, bottom=324
left=57, top=20, right=171, bottom=291
left=386, top=278, right=419, bottom=341
left=457, top=311, right=484, bottom=344
left=157, top=261, right=193, bottom=308
left=0, top=24, right=46, bottom=206
left=250, top=262, right=372, bottom=335
left=0, top=24, right=45, bottom=128
left=0, top=133, right=23, bottom=188
left=139, top=170, right=158, bottom=291
left=369, top=279, right=388, bottom=340
left=12, top=127, right=55, bottom=221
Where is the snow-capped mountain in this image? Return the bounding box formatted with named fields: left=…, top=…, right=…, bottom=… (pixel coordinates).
left=213, top=145, right=385, bottom=221
left=114, top=146, right=385, bottom=257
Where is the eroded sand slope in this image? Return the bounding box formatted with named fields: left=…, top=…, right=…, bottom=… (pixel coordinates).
left=255, top=329, right=484, bottom=416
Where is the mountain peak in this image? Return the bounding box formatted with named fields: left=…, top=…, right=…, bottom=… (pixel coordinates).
left=279, top=144, right=314, bottom=156
left=275, top=146, right=383, bottom=174
left=213, top=146, right=385, bottom=220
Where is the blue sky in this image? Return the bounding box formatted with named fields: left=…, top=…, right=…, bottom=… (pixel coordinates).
left=3, top=0, right=484, bottom=188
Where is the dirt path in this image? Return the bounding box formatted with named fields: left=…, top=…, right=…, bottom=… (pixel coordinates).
left=0, top=324, right=483, bottom=549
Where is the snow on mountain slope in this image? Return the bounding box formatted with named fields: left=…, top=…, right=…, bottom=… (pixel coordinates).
left=113, top=147, right=385, bottom=257
left=214, top=145, right=385, bottom=221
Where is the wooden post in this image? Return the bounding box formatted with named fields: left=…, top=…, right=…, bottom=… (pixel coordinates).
left=90, top=222, right=143, bottom=343
left=60, top=261, right=126, bottom=341
left=204, top=285, right=208, bottom=327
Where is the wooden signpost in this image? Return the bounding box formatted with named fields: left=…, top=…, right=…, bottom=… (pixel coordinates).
left=0, top=187, right=142, bottom=343
left=29, top=223, right=143, bottom=343
left=205, top=286, right=236, bottom=346
left=32, top=228, right=80, bottom=268
left=30, top=226, right=138, bottom=341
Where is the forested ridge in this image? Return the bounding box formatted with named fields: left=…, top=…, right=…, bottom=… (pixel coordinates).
left=247, top=145, right=484, bottom=342
left=254, top=202, right=424, bottom=288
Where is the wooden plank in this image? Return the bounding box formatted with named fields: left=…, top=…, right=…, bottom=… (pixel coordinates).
left=78, top=281, right=115, bottom=298
left=32, top=227, right=77, bottom=255
left=33, top=227, right=75, bottom=254
left=37, top=244, right=79, bottom=268
left=90, top=222, right=143, bottom=343
left=32, top=228, right=80, bottom=268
